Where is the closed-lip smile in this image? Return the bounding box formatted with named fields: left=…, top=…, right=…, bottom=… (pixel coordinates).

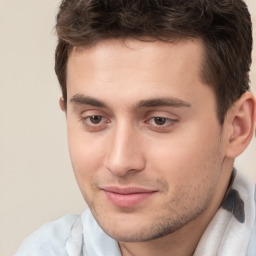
left=102, top=186, right=157, bottom=208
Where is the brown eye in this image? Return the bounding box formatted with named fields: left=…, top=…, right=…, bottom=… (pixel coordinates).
left=89, top=115, right=103, bottom=124
left=81, top=112, right=110, bottom=132
left=154, top=117, right=168, bottom=125
left=146, top=115, right=178, bottom=132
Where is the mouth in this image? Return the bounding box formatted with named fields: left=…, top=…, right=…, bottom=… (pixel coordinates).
left=102, top=186, right=157, bottom=208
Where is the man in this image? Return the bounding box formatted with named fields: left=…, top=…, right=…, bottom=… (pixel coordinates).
left=16, top=0, right=256, bottom=255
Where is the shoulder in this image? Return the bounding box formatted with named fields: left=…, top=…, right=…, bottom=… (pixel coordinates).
left=247, top=186, right=256, bottom=255
left=15, top=214, right=79, bottom=256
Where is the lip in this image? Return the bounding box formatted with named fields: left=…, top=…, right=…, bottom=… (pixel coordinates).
left=102, top=186, right=157, bottom=208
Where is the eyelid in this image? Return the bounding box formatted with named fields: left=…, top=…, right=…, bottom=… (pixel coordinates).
left=145, top=118, right=178, bottom=133
left=144, top=111, right=179, bottom=132
left=83, top=115, right=108, bottom=124
left=144, top=110, right=179, bottom=120
left=146, top=116, right=178, bottom=126
left=80, top=110, right=111, bottom=131
left=147, top=116, right=176, bottom=124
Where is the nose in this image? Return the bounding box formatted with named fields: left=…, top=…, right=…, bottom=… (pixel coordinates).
left=104, top=123, right=146, bottom=177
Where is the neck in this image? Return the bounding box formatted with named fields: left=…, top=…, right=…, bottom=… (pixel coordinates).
left=119, top=216, right=207, bottom=256
left=120, top=235, right=196, bottom=256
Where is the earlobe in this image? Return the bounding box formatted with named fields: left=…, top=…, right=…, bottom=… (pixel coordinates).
left=225, top=92, right=256, bottom=158
left=59, top=97, right=66, bottom=112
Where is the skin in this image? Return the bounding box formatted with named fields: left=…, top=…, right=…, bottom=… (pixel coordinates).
left=61, top=39, right=255, bottom=256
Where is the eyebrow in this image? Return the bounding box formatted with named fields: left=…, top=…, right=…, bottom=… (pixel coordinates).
left=70, top=94, right=108, bottom=108
left=70, top=94, right=191, bottom=109
left=136, top=98, right=191, bottom=108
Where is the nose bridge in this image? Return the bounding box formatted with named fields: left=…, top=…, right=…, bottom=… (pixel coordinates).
left=105, top=120, right=145, bottom=176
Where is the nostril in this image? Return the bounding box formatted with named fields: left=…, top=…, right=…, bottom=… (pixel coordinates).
left=105, top=152, right=146, bottom=177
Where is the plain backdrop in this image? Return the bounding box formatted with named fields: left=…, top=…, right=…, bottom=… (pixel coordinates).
left=0, top=0, right=255, bottom=255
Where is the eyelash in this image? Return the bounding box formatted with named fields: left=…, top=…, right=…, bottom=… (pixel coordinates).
left=80, top=114, right=178, bottom=132
left=146, top=117, right=176, bottom=126
left=81, top=115, right=110, bottom=131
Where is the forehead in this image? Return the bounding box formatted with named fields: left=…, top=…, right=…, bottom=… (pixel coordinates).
left=66, top=38, right=214, bottom=110
left=68, top=38, right=204, bottom=71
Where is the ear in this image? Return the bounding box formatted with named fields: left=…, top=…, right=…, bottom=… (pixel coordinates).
left=59, top=97, right=66, bottom=112
left=225, top=92, right=256, bottom=158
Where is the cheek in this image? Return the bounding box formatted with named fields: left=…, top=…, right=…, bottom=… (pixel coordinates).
left=146, top=129, right=223, bottom=186
left=148, top=138, right=222, bottom=213
left=67, top=129, right=105, bottom=184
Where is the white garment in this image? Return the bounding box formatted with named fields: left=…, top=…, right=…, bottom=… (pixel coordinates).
left=15, top=171, right=256, bottom=256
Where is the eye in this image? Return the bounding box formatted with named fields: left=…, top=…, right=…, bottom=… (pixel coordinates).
left=152, top=117, right=169, bottom=126
left=88, top=115, right=104, bottom=124
left=148, top=116, right=175, bottom=126
left=81, top=113, right=110, bottom=132
left=145, top=115, right=178, bottom=132
left=83, top=115, right=107, bottom=126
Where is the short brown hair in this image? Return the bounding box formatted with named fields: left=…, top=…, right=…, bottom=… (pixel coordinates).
left=55, top=0, right=252, bottom=124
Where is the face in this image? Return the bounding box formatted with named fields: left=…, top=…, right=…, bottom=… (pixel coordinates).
left=65, top=39, right=229, bottom=242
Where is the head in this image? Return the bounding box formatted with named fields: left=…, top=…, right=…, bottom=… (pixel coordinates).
left=55, top=0, right=253, bottom=124
left=54, top=0, right=256, bottom=250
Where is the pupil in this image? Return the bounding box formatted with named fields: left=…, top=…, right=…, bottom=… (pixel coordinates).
left=90, top=116, right=102, bottom=124
left=154, top=117, right=166, bottom=125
